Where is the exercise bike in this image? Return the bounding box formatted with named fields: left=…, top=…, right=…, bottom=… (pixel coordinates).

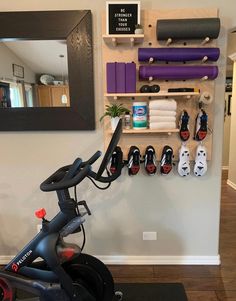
left=0, top=120, right=123, bottom=301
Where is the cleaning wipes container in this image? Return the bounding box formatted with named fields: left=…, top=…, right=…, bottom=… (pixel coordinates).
left=132, top=102, right=147, bottom=129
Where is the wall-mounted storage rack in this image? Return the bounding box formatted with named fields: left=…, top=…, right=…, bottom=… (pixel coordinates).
left=102, top=8, right=218, bottom=161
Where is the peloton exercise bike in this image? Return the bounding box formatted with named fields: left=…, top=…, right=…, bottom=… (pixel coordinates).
left=0, top=120, right=123, bottom=301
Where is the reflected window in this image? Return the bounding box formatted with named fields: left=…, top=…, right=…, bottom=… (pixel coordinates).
left=10, top=83, right=24, bottom=108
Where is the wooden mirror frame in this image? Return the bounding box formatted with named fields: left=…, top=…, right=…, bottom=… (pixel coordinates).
left=0, top=10, right=95, bottom=130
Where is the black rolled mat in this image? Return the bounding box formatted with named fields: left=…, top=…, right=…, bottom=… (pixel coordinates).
left=114, top=283, right=188, bottom=301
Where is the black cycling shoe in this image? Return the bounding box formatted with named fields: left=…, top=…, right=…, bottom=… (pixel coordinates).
left=127, top=146, right=141, bottom=176
left=179, top=110, right=190, bottom=141
left=110, top=146, right=123, bottom=175
left=195, top=109, right=208, bottom=141
left=160, top=145, right=173, bottom=175
left=144, top=145, right=157, bottom=175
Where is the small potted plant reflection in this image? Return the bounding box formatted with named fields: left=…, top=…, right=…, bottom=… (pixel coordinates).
left=100, top=103, right=130, bottom=131
left=134, top=24, right=143, bottom=34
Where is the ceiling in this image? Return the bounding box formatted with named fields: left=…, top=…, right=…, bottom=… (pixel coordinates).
left=4, top=40, right=68, bottom=77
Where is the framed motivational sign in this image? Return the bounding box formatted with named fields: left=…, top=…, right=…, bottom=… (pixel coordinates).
left=106, top=1, right=140, bottom=34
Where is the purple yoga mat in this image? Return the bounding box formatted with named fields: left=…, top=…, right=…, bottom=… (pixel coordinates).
left=106, top=62, right=116, bottom=93
left=139, top=65, right=218, bottom=80
left=138, top=48, right=220, bottom=62
left=116, top=63, right=126, bottom=93
left=125, top=63, right=136, bottom=93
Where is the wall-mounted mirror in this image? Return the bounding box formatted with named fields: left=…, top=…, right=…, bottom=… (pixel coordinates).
left=0, top=10, right=95, bottom=130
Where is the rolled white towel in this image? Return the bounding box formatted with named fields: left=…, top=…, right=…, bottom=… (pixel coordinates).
left=149, top=110, right=176, bottom=117
left=150, top=116, right=176, bottom=123
left=149, top=99, right=177, bottom=111
left=149, top=122, right=176, bottom=129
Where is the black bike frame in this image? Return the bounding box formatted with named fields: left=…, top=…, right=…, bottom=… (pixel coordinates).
left=4, top=189, right=80, bottom=299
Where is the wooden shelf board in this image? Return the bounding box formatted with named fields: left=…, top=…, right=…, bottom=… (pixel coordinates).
left=105, top=92, right=200, bottom=99
left=109, top=128, right=179, bottom=134
left=102, top=34, right=144, bottom=44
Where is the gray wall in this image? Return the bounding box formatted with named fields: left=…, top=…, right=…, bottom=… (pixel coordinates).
left=0, top=0, right=235, bottom=262
left=0, top=43, right=36, bottom=83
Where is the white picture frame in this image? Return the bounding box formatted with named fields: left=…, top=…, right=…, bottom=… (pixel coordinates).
left=106, top=1, right=141, bottom=35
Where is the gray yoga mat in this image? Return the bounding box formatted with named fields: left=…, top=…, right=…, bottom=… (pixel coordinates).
left=139, top=65, right=218, bottom=80
left=156, top=17, right=220, bottom=40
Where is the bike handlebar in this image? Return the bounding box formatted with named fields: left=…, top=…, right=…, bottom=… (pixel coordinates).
left=81, top=151, right=102, bottom=167
left=40, top=150, right=122, bottom=192
left=40, top=164, right=92, bottom=192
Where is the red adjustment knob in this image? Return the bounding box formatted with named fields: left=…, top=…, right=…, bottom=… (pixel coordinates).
left=35, top=208, right=46, bottom=219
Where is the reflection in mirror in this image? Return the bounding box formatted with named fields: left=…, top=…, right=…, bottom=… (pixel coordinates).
left=0, top=40, right=70, bottom=108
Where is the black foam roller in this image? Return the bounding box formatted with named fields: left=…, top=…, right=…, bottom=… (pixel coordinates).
left=156, top=18, right=220, bottom=40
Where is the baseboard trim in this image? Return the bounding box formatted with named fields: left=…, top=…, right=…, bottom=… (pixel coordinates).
left=0, top=256, right=14, bottom=265
left=0, top=255, right=220, bottom=265
left=222, top=166, right=229, bottom=170
left=96, top=255, right=221, bottom=265
left=227, top=179, right=236, bottom=190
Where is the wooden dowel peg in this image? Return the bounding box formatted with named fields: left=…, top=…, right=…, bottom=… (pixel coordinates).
left=202, top=56, right=208, bottom=63
left=149, top=57, right=154, bottom=64
left=201, top=37, right=210, bottom=45
left=113, top=96, right=118, bottom=100
left=186, top=95, right=191, bottom=99
left=130, top=37, right=134, bottom=47
left=168, top=132, right=172, bottom=136
left=112, top=37, right=117, bottom=47
left=166, top=38, right=172, bottom=46
left=201, top=75, right=209, bottom=81
left=148, top=76, right=153, bottom=82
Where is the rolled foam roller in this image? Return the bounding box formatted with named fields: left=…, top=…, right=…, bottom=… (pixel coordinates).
left=156, top=18, right=220, bottom=40
left=138, top=48, right=220, bottom=62
left=139, top=65, right=218, bottom=80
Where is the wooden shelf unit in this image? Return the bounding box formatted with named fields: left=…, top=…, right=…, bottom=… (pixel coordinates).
left=102, top=34, right=144, bottom=46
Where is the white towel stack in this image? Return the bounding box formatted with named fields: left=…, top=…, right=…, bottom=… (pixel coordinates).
left=149, top=99, right=177, bottom=129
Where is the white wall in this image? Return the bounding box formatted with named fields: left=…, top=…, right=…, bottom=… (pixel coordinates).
left=228, top=59, right=236, bottom=188
left=0, top=0, right=235, bottom=263
left=222, top=92, right=232, bottom=168
left=222, top=32, right=236, bottom=169
left=0, top=43, right=36, bottom=83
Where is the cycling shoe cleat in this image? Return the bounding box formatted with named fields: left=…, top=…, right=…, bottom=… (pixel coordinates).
left=195, top=109, right=208, bottom=141
left=160, top=145, right=173, bottom=175
left=110, top=146, right=123, bottom=175
left=179, top=110, right=190, bottom=141
left=127, top=146, right=141, bottom=176
left=144, top=145, right=157, bottom=175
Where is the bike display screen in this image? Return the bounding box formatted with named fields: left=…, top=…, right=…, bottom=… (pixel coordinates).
left=96, top=119, right=122, bottom=178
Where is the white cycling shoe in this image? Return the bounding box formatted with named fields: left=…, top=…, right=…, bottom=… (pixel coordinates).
left=178, top=145, right=190, bottom=177
left=194, top=144, right=207, bottom=177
